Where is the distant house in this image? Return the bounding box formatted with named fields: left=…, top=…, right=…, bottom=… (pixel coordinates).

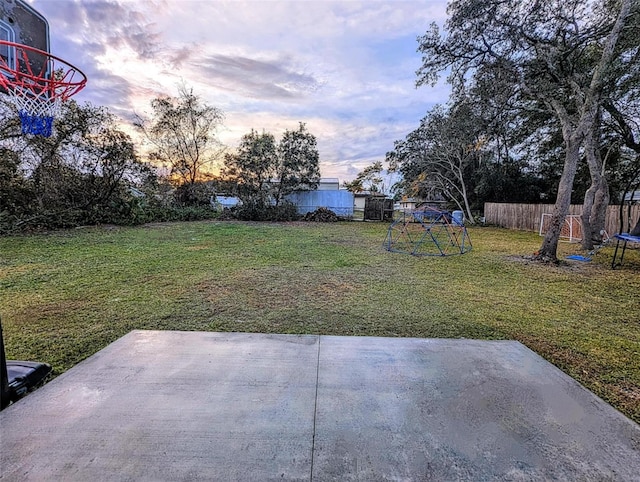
left=286, top=190, right=354, bottom=216
left=397, top=196, right=447, bottom=212
left=214, top=195, right=241, bottom=209
left=398, top=197, right=422, bottom=212
left=211, top=179, right=354, bottom=216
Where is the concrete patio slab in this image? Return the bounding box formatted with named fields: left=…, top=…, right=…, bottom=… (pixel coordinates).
left=1, top=331, right=319, bottom=481
left=1, top=331, right=639, bottom=481
left=312, top=336, right=640, bottom=480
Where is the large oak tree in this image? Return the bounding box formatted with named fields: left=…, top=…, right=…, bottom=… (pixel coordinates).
left=416, top=0, right=634, bottom=261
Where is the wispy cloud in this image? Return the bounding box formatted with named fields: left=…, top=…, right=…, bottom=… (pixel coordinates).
left=31, top=0, right=449, bottom=181
left=192, top=53, right=323, bottom=99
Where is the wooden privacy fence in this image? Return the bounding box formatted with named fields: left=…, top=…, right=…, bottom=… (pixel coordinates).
left=484, top=203, right=640, bottom=236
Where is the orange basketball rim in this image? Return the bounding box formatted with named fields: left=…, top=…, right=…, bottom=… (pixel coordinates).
left=0, top=40, right=87, bottom=137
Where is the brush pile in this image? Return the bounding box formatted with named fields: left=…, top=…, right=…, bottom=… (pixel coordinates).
left=303, top=207, right=339, bottom=222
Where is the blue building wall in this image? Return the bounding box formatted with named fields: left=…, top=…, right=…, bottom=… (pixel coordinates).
left=285, top=190, right=354, bottom=217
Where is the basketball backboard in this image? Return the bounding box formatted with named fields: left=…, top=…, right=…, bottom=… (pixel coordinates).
left=0, top=0, right=49, bottom=86
left=0, top=0, right=49, bottom=52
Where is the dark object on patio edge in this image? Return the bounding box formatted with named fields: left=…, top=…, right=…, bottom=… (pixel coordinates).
left=1, top=319, right=52, bottom=410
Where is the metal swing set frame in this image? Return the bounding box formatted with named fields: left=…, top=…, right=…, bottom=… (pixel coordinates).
left=384, top=206, right=472, bottom=256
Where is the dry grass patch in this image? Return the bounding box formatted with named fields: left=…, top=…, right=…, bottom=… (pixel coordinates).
left=198, top=267, right=361, bottom=331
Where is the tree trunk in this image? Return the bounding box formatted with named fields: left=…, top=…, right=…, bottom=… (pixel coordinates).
left=581, top=115, right=610, bottom=250
left=582, top=184, right=597, bottom=250
left=460, top=177, right=475, bottom=224
left=592, top=178, right=609, bottom=238
left=537, top=137, right=582, bottom=262
left=536, top=0, right=631, bottom=262
left=581, top=177, right=610, bottom=249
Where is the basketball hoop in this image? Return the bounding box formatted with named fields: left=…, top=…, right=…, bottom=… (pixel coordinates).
left=0, top=40, right=87, bottom=137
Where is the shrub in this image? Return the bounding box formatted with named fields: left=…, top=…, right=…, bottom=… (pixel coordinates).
left=138, top=205, right=220, bottom=223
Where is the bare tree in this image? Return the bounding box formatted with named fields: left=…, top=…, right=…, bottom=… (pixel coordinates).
left=388, top=102, right=483, bottom=222
left=135, top=86, right=225, bottom=206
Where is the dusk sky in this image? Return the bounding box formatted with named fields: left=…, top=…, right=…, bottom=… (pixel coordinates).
left=30, top=0, right=451, bottom=182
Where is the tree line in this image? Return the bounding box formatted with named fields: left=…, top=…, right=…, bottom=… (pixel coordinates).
left=3, top=0, right=638, bottom=263
left=0, top=87, right=321, bottom=233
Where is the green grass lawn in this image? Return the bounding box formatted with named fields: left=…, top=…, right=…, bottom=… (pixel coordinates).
left=1, top=221, right=639, bottom=423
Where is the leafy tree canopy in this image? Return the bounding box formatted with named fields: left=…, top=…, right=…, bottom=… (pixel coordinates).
left=343, top=161, right=385, bottom=194
left=222, top=123, right=320, bottom=206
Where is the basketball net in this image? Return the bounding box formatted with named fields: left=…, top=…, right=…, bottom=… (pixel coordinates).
left=9, top=88, right=61, bottom=137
